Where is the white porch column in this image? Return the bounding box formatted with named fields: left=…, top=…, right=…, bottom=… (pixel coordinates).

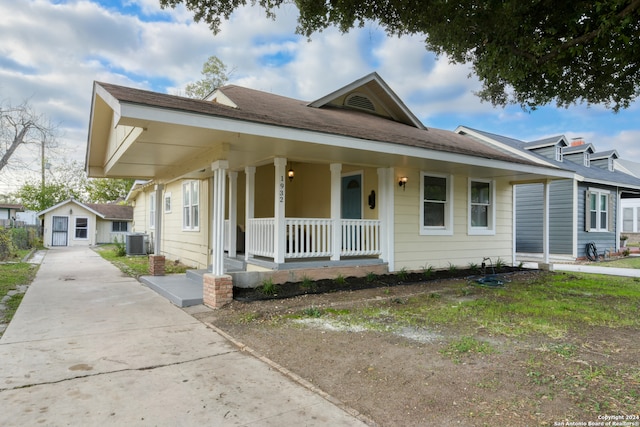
left=245, top=166, right=255, bottom=261
left=227, top=171, right=238, bottom=258
left=274, top=158, right=287, bottom=264
left=153, top=184, right=164, bottom=254
left=211, top=160, right=228, bottom=275
left=330, top=163, right=342, bottom=261
left=377, top=167, right=394, bottom=270
left=542, top=180, right=550, bottom=265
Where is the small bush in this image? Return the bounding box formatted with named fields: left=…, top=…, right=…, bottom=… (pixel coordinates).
left=397, top=267, right=408, bottom=281
left=113, top=236, right=126, bottom=257
left=335, top=274, right=346, bottom=286
left=0, top=228, right=13, bottom=261
left=422, top=265, right=434, bottom=279
left=366, top=272, right=377, bottom=282
left=495, top=257, right=506, bottom=270
left=10, top=228, right=30, bottom=250
left=260, top=278, right=278, bottom=295
left=302, top=306, right=323, bottom=318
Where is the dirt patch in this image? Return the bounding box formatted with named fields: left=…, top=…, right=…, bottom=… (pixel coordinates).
left=194, top=272, right=640, bottom=426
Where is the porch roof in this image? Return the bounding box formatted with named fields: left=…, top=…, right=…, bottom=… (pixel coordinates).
left=86, top=75, right=572, bottom=183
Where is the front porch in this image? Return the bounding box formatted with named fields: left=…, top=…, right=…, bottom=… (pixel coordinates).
left=141, top=256, right=388, bottom=307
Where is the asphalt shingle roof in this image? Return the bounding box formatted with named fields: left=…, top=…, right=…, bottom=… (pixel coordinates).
left=97, top=82, right=539, bottom=167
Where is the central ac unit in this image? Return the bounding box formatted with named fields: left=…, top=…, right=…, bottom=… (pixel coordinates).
left=126, top=234, right=147, bottom=255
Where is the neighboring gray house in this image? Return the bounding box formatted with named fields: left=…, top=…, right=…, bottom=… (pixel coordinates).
left=615, top=159, right=640, bottom=237
left=456, top=127, right=640, bottom=261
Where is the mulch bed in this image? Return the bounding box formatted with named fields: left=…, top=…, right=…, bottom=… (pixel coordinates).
left=233, top=266, right=524, bottom=302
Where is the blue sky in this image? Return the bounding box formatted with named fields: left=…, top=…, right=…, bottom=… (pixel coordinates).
left=1, top=0, right=639, bottom=193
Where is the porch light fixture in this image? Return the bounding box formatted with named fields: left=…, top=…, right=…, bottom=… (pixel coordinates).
left=398, top=176, right=408, bottom=190
left=288, top=167, right=295, bottom=182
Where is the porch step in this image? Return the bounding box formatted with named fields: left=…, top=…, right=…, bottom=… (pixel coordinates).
left=140, top=274, right=203, bottom=308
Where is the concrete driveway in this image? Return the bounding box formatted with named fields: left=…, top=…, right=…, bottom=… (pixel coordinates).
left=0, top=247, right=367, bottom=426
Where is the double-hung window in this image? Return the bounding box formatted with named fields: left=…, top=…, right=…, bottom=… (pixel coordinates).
left=468, top=179, right=496, bottom=235
left=75, top=217, right=88, bottom=239
left=586, top=189, right=610, bottom=232
left=420, top=173, right=453, bottom=235
left=183, top=181, right=199, bottom=231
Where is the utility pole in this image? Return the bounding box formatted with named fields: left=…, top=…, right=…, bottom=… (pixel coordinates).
left=41, top=139, right=45, bottom=190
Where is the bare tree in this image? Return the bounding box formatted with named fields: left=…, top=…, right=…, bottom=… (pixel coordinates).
left=0, top=100, right=57, bottom=174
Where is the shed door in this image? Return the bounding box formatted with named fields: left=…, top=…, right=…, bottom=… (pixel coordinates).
left=52, top=216, right=68, bottom=246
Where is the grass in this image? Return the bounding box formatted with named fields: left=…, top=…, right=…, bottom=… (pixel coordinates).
left=440, top=336, right=496, bottom=363
left=94, top=244, right=189, bottom=277
left=279, top=272, right=640, bottom=339
left=0, top=261, right=39, bottom=327
left=599, top=256, right=640, bottom=269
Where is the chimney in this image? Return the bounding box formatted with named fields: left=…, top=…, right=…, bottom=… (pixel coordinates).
left=571, top=137, right=585, bottom=147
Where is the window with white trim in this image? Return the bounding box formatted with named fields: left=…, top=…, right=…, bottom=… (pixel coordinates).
left=420, top=173, right=453, bottom=235
left=468, top=179, right=496, bottom=235
left=149, top=193, right=156, bottom=229
left=584, top=153, right=590, bottom=167
left=623, top=208, right=633, bottom=232
left=75, top=217, right=88, bottom=239
left=586, top=189, right=610, bottom=231
left=555, top=146, right=563, bottom=162
left=182, top=181, right=199, bottom=230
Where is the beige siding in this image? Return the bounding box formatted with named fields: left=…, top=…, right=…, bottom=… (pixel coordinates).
left=131, top=190, right=148, bottom=233
left=95, top=219, right=129, bottom=245
left=393, top=172, right=513, bottom=270
left=160, top=179, right=210, bottom=269
left=42, top=203, right=97, bottom=247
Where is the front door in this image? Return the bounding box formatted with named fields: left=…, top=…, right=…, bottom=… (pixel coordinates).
left=341, top=174, right=362, bottom=219
left=52, top=216, right=68, bottom=246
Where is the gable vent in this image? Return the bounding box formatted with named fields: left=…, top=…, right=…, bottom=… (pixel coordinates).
left=345, top=93, right=375, bottom=112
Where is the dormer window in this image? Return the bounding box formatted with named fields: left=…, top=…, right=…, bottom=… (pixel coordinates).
left=584, top=153, right=590, bottom=167
left=608, top=157, right=614, bottom=171
left=555, top=146, right=563, bottom=162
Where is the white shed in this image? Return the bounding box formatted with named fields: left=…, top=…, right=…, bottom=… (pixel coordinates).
left=38, top=199, right=132, bottom=247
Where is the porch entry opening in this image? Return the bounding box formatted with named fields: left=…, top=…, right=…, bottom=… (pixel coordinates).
left=245, top=171, right=381, bottom=260
left=340, top=174, right=362, bottom=251
left=52, top=216, right=69, bottom=246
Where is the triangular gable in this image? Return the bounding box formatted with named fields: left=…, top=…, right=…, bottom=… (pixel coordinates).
left=591, top=150, right=619, bottom=160
left=563, top=143, right=596, bottom=154
left=524, top=136, right=568, bottom=150
left=308, top=72, right=426, bottom=130
left=37, top=199, right=105, bottom=218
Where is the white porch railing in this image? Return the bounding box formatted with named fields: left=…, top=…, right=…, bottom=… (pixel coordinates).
left=247, top=218, right=275, bottom=258
left=245, top=217, right=381, bottom=260
left=286, top=218, right=333, bottom=258
left=340, top=219, right=381, bottom=256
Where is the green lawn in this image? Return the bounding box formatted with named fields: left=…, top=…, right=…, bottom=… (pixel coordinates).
left=293, top=272, right=640, bottom=339
left=599, top=256, right=640, bottom=269
left=0, top=262, right=38, bottom=325
left=94, top=244, right=190, bottom=277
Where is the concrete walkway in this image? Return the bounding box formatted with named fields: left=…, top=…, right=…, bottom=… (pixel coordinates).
left=553, top=263, right=640, bottom=277
left=0, top=247, right=368, bottom=426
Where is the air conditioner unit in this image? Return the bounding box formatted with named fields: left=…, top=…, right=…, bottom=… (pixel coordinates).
left=126, top=234, right=147, bottom=255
